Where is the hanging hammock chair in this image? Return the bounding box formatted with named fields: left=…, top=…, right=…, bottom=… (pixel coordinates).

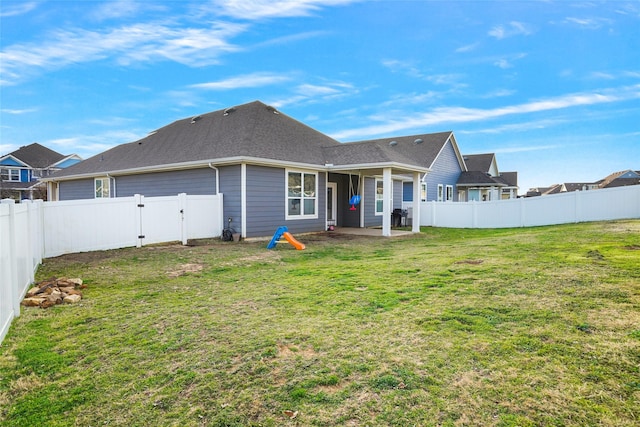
left=348, top=173, right=361, bottom=211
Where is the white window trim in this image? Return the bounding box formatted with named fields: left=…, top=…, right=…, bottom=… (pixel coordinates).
left=437, top=184, right=444, bottom=202
left=446, top=185, right=454, bottom=202
left=374, top=178, right=391, bottom=216
left=285, top=169, right=318, bottom=220
left=94, top=177, right=111, bottom=198
left=1, top=168, right=21, bottom=182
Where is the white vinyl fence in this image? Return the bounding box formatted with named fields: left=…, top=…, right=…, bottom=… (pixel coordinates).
left=420, top=185, right=640, bottom=228
left=1, top=199, right=43, bottom=345
left=1, top=193, right=223, bottom=345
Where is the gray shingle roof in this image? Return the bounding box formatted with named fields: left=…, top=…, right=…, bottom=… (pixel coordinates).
left=52, top=101, right=341, bottom=178
left=457, top=171, right=506, bottom=186
left=462, top=153, right=494, bottom=173
left=3, top=143, right=65, bottom=168
left=327, top=132, right=454, bottom=170
left=49, top=101, right=455, bottom=179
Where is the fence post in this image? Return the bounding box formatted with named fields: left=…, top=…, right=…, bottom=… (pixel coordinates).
left=179, top=193, right=188, bottom=246
left=520, top=196, right=526, bottom=227
left=431, top=201, right=437, bottom=227
left=1, top=199, right=20, bottom=318
left=22, top=200, right=35, bottom=284
left=134, top=194, right=144, bottom=248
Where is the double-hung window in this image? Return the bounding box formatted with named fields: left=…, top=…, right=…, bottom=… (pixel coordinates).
left=437, top=184, right=444, bottom=202
left=446, top=185, right=454, bottom=202
left=421, top=182, right=427, bottom=202
left=286, top=170, right=317, bottom=219
left=95, top=177, right=111, bottom=198
left=1, top=168, right=20, bottom=182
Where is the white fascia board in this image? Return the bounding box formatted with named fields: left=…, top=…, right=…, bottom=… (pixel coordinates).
left=41, top=156, right=331, bottom=182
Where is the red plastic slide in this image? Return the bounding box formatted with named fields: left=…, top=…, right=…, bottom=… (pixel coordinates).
left=282, top=232, right=306, bottom=250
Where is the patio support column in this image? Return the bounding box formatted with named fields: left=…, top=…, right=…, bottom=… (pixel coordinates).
left=382, top=167, right=392, bottom=237
left=412, top=172, right=421, bottom=233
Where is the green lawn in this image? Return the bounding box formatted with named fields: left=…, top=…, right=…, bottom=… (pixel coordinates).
left=1, top=221, right=639, bottom=426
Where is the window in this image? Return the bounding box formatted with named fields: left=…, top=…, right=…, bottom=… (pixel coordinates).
left=95, top=177, right=111, bottom=198
left=437, top=184, right=444, bottom=202
left=1, top=168, right=20, bottom=182
left=286, top=170, right=317, bottom=219
left=421, top=182, right=427, bottom=202
left=446, top=185, right=454, bottom=201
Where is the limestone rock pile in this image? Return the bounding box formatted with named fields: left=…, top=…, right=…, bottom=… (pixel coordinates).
left=22, top=278, right=86, bottom=308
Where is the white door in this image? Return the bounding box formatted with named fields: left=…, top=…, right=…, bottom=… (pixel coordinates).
left=327, top=182, right=337, bottom=226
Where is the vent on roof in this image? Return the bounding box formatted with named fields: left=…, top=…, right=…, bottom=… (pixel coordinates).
left=191, top=115, right=201, bottom=124
left=147, top=130, right=158, bottom=136
left=266, top=105, right=280, bottom=115
left=414, top=138, right=423, bottom=144
left=223, top=107, right=236, bottom=116
left=389, top=140, right=397, bottom=146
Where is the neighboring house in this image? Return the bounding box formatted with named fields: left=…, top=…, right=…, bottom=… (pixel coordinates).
left=597, top=170, right=640, bottom=189
left=48, top=100, right=468, bottom=237
left=527, top=170, right=639, bottom=197
left=0, top=143, right=82, bottom=200
left=456, top=153, right=519, bottom=201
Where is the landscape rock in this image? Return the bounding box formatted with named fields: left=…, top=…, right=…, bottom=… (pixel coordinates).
left=21, top=277, right=85, bottom=308
left=63, top=294, right=82, bottom=304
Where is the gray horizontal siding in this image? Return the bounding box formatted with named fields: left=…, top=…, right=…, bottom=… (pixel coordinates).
left=59, top=179, right=94, bottom=200
left=362, top=177, right=402, bottom=227
left=245, top=165, right=326, bottom=238
left=219, top=165, right=242, bottom=234
left=328, top=173, right=360, bottom=228
left=115, top=168, right=216, bottom=197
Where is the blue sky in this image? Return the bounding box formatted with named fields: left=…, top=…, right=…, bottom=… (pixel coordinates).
left=1, top=0, right=639, bottom=194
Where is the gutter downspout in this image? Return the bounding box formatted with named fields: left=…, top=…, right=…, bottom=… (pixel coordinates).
left=106, top=174, right=116, bottom=197
left=208, top=163, right=220, bottom=194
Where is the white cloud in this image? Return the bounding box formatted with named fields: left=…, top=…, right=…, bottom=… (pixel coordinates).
left=0, top=22, right=246, bottom=85
left=332, top=85, right=640, bottom=140
left=455, top=42, right=480, bottom=53
left=46, top=130, right=144, bottom=158
left=1, top=108, right=38, bottom=115
left=489, top=21, right=533, bottom=39
left=189, top=72, right=292, bottom=90
left=563, top=17, right=613, bottom=29
left=0, top=2, right=38, bottom=17
left=207, top=0, right=358, bottom=20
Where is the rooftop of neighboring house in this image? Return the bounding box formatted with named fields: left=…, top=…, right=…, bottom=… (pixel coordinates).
left=1, top=143, right=66, bottom=169
left=462, top=153, right=495, bottom=173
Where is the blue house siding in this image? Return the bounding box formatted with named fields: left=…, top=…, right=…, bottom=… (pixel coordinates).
left=59, top=178, right=94, bottom=200
left=245, top=165, right=326, bottom=238
left=115, top=168, right=217, bottom=197
left=425, top=140, right=462, bottom=201
left=56, top=158, right=82, bottom=168
left=219, top=165, right=242, bottom=234
left=0, top=158, right=24, bottom=167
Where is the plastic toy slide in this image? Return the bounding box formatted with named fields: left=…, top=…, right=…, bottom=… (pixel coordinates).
left=282, top=232, right=306, bottom=250
left=266, top=226, right=305, bottom=250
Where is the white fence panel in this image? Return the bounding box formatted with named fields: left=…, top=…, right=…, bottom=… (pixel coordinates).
left=475, top=198, right=522, bottom=228
left=1, top=200, right=44, bottom=345
left=43, top=197, right=138, bottom=258
left=186, top=194, right=224, bottom=240
left=421, top=185, right=640, bottom=228
left=139, top=195, right=183, bottom=246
